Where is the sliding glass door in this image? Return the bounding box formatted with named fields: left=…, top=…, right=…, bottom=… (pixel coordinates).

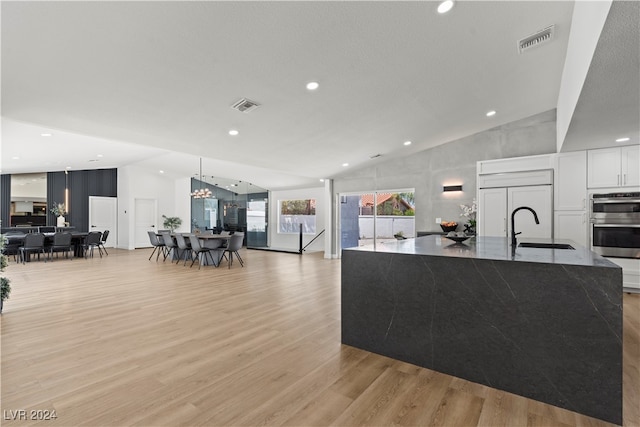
left=339, top=189, right=415, bottom=253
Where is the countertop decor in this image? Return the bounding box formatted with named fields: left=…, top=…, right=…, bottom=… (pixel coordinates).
left=439, top=221, right=457, bottom=232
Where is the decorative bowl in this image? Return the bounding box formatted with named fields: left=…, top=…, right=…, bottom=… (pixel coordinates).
left=440, top=223, right=458, bottom=232
left=444, top=235, right=471, bottom=243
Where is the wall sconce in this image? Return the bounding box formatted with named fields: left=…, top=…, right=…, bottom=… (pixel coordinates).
left=443, top=185, right=463, bottom=192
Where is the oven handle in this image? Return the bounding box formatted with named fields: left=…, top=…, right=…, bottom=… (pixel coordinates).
left=590, top=222, right=640, bottom=227
left=591, top=198, right=640, bottom=204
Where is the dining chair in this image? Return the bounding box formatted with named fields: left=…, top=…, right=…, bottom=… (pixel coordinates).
left=174, top=233, right=195, bottom=266
left=160, top=231, right=178, bottom=262
left=4, top=233, right=24, bottom=262
left=19, top=233, right=46, bottom=264
left=222, top=233, right=245, bottom=268
left=99, top=229, right=110, bottom=255
left=219, top=230, right=231, bottom=248
left=188, top=235, right=215, bottom=269
left=83, top=231, right=103, bottom=258
left=147, top=231, right=167, bottom=261
left=49, top=232, right=73, bottom=260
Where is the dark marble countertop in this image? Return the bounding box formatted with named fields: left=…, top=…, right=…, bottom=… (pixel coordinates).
left=345, top=235, right=620, bottom=268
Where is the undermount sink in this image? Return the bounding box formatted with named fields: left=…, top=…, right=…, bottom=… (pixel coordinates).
left=518, top=242, right=575, bottom=250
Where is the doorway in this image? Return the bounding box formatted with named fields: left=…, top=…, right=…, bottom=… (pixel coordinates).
left=134, top=198, right=157, bottom=248
left=89, top=196, right=117, bottom=247
left=339, top=189, right=415, bottom=254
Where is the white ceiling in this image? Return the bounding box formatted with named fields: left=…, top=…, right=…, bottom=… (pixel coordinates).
left=561, top=0, right=640, bottom=152
left=1, top=1, right=637, bottom=190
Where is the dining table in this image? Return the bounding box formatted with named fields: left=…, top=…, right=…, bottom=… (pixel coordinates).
left=4, top=231, right=89, bottom=261
left=162, top=233, right=231, bottom=267
left=194, top=234, right=230, bottom=267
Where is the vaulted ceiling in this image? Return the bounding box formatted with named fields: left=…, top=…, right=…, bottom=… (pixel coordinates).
left=2, top=1, right=638, bottom=190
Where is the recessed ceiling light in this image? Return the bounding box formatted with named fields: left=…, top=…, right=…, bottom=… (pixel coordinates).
left=159, top=170, right=164, bottom=174
left=41, top=133, right=52, bottom=137
left=319, top=179, right=325, bottom=182
left=404, top=141, right=412, bottom=146
left=306, top=81, right=319, bottom=91
left=486, top=110, right=497, bottom=117
left=437, top=0, right=454, bottom=14
left=228, top=129, right=239, bottom=136
left=342, top=163, right=349, bottom=167
left=97, top=154, right=103, bottom=158
left=65, top=166, right=72, bottom=170
left=11, top=156, right=20, bottom=160
left=616, top=137, right=630, bottom=143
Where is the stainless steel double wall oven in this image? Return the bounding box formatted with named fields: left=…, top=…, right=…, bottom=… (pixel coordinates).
left=590, top=192, right=640, bottom=258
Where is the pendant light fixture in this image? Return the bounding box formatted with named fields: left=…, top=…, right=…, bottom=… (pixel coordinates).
left=191, top=158, right=212, bottom=199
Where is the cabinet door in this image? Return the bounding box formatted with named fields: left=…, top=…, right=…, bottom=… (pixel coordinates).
left=554, top=211, right=588, bottom=247
left=588, top=148, right=621, bottom=188
left=508, top=185, right=552, bottom=239
left=555, top=151, right=586, bottom=210
left=621, top=145, right=639, bottom=187
left=478, top=188, right=507, bottom=237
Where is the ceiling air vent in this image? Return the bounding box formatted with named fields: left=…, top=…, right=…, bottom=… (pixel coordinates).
left=518, top=25, right=554, bottom=54
left=231, top=98, right=260, bottom=113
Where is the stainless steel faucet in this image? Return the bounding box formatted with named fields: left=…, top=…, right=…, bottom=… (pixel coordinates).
left=511, top=206, right=539, bottom=249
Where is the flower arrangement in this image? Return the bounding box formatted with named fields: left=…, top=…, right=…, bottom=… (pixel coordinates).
left=50, top=202, right=66, bottom=217
left=459, top=198, right=477, bottom=233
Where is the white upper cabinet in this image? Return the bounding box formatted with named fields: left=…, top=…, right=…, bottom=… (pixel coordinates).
left=588, top=146, right=640, bottom=188
left=555, top=151, right=586, bottom=210
left=622, top=145, right=639, bottom=187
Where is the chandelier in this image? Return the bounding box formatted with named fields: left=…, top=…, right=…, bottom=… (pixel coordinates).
left=191, top=188, right=212, bottom=199
left=191, top=158, right=212, bottom=199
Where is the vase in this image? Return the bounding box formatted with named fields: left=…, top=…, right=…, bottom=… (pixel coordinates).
left=57, top=215, right=65, bottom=227
left=463, top=224, right=476, bottom=235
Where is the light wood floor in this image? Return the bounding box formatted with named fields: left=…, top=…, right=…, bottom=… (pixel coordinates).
left=1, top=248, right=638, bottom=427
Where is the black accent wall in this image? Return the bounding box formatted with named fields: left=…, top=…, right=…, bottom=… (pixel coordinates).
left=47, top=169, right=117, bottom=232
left=0, top=174, right=11, bottom=227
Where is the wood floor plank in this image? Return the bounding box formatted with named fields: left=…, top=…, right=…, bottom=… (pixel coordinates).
left=427, top=387, right=484, bottom=427
left=0, top=248, right=636, bottom=426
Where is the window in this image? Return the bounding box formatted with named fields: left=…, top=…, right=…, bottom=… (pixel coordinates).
left=278, top=199, right=316, bottom=234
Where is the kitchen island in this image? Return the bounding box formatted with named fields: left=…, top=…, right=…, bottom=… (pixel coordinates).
left=341, top=235, right=622, bottom=425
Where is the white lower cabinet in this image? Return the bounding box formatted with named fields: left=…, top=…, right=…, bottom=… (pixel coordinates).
left=605, top=257, right=640, bottom=292
left=554, top=211, right=588, bottom=247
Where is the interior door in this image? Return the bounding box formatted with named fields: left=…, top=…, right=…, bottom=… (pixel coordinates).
left=89, top=196, right=117, bottom=247
left=134, top=198, right=157, bottom=248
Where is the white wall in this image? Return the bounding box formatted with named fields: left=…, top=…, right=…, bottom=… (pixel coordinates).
left=556, top=0, right=612, bottom=151
left=331, top=110, right=558, bottom=257
left=174, top=177, right=191, bottom=233
left=269, top=187, right=325, bottom=253
left=117, top=165, right=177, bottom=249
